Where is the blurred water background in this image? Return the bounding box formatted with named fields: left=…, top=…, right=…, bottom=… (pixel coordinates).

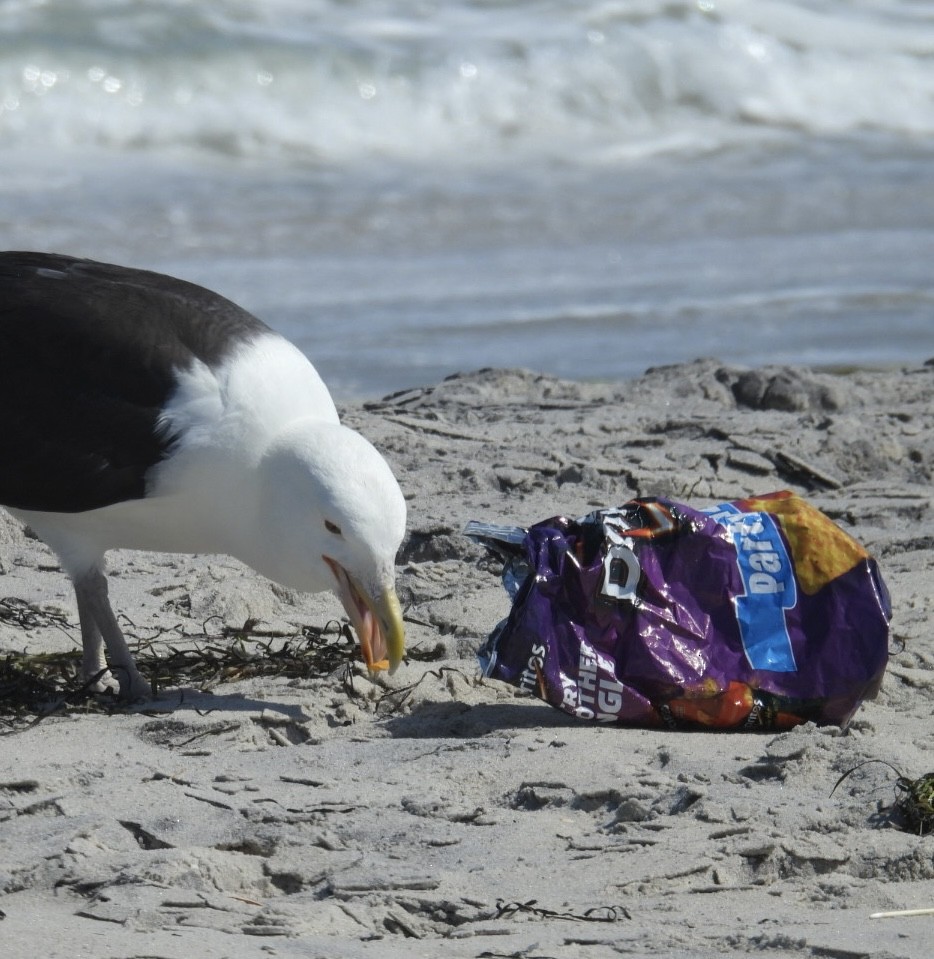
left=2, top=0, right=932, bottom=399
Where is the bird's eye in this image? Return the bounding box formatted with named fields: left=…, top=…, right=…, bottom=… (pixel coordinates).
left=324, top=520, right=343, bottom=536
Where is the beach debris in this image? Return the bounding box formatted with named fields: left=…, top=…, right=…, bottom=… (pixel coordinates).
left=0, top=618, right=362, bottom=732
left=832, top=760, right=934, bottom=836
left=372, top=665, right=473, bottom=716
left=467, top=490, right=890, bottom=731
left=894, top=771, right=934, bottom=836
left=493, top=898, right=629, bottom=923
left=871, top=907, right=934, bottom=919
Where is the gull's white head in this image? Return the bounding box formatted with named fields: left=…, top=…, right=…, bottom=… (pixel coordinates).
left=253, top=419, right=407, bottom=672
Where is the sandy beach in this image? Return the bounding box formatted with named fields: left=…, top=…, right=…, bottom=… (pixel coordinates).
left=1, top=358, right=933, bottom=959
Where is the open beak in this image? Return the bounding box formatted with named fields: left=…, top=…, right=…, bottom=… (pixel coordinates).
left=323, top=556, right=405, bottom=674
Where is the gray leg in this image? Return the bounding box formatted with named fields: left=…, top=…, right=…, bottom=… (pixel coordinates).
left=73, top=569, right=150, bottom=701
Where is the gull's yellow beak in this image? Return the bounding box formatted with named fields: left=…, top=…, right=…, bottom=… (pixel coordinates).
left=324, top=557, right=405, bottom=674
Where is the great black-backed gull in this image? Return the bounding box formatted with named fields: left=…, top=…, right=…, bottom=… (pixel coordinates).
left=0, top=251, right=406, bottom=700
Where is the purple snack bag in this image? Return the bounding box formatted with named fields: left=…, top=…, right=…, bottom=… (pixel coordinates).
left=467, top=491, right=890, bottom=730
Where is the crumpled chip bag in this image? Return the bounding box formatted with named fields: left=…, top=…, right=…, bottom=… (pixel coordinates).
left=466, top=491, right=891, bottom=731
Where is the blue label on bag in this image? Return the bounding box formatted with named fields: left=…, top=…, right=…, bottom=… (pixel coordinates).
left=703, top=504, right=798, bottom=672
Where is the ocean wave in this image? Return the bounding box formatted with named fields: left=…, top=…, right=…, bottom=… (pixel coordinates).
left=1, top=0, right=932, bottom=166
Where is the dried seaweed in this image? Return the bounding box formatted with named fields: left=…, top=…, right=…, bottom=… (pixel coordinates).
left=896, top=772, right=934, bottom=836
left=0, top=591, right=443, bottom=732
left=0, top=597, right=72, bottom=632
left=137, top=620, right=359, bottom=689
left=493, top=898, right=629, bottom=923
left=0, top=615, right=362, bottom=733
left=373, top=666, right=472, bottom=716
left=832, top=760, right=934, bottom=836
